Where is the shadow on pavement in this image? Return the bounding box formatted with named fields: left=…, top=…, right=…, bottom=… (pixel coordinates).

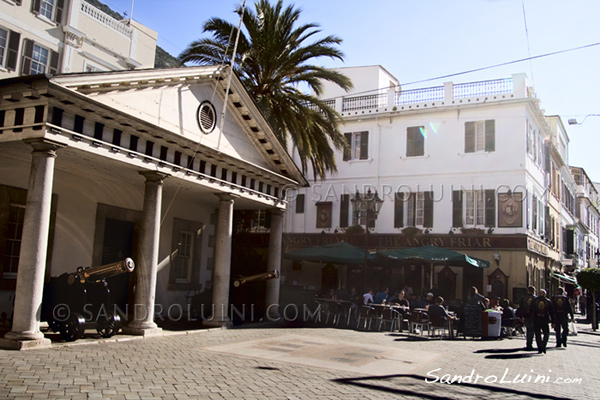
left=332, top=373, right=573, bottom=400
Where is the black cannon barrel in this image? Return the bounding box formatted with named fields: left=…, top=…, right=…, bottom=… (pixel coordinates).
left=233, top=269, right=279, bottom=287
left=69, top=258, right=135, bottom=284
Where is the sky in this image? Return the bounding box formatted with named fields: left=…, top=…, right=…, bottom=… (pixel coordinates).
left=102, top=0, right=600, bottom=182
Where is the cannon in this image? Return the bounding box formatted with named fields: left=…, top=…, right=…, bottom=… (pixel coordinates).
left=233, top=269, right=279, bottom=287
left=41, top=258, right=135, bottom=342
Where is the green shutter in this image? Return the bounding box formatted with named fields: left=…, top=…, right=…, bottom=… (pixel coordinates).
left=484, top=189, right=495, bottom=227
left=55, top=0, right=65, bottom=23
left=485, top=120, right=495, bottom=152
left=359, top=131, right=369, bottom=160
left=424, top=191, right=434, bottom=228
left=452, top=190, right=463, bottom=227
left=49, top=50, right=59, bottom=74
left=394, top=192, right=404, bottom=228
left=407, top=127, right=415, bottom=157
left=340, top=194, right=349, bottom=228
left=465, top=122, right=475, bottom=153
left=6, top=31, right=20, bottom=71
left=343, top=133, right=352, bottom=161
left=21, top=38, right=34, bottom=75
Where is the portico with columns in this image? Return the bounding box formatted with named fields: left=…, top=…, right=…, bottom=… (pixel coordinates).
left=0, top=67, right=305, bottom=349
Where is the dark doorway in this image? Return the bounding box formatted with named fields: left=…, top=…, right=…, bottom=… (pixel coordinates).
left=102, top=218, right=134, bottom=264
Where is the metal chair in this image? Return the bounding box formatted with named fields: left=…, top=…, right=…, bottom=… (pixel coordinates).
left=409, top=311, right=430, bottom=335
left=378, top=307, right=400, bottom=332
left=356, top=305, right=375, bottom=330
left=428, top=315, right=449, bottom=338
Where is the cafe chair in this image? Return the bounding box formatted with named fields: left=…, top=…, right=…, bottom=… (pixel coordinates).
left=428, top=315, right=449, bottom=339
left=409, top=311, right=430, bottom=335
left=357, top=305, right=375, bottom=330
left=378, top=307, right=400, bottom=332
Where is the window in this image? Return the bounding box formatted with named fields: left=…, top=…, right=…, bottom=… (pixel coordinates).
left=407, top=126, right=424, bottom=157
left=0, top=28, right=19, bottom=71
left=343, top=131, right=369, bottom=161
left=32, top=0, right=64, bottom=24
left=21, top=39, right=59, bottom=75
left=453, top=189, right=496, bottom=227
left=168, top=218, right=203, bottom=290
left=465, top=120, right=495, bottom=153
left=394, top=192, right=433, bottom=228
left=174, top=231, right=193, bottom=283
left=3, top=203, right=25, bottom=278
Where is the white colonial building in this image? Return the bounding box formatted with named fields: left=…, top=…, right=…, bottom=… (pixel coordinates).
left=283, top=65, right=596, bottom=304
left=1, top=0, right=157, bottom=77
left=0, top=66, right=305, bottom=349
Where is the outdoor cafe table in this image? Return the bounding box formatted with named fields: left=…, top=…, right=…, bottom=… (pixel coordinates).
left=314, top=298, right=354, bottom=324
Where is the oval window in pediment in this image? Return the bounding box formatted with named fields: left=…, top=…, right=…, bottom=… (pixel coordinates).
left=197, top=101, right=217, bottom=134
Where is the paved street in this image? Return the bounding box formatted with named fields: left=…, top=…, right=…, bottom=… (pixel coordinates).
left=1, top=319, right=597, bottom=400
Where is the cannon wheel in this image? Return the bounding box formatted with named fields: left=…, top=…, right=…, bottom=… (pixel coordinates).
left=96, top=313, right=121, bottom=338
left=59, top=313, right=86, bottom=342
left=47, top=319, right=60, bottom=333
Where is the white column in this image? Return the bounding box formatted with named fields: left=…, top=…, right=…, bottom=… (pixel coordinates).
left=1, top=139, right=64, bottom=350
left=204, top=193, right=236, bottom=328
left=265, top=209, right=284, bottom=319
left=124, top=171, right=168, bottom=336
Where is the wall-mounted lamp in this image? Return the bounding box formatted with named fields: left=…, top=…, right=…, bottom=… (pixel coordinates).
left=493, top=251, right=501, bottom=266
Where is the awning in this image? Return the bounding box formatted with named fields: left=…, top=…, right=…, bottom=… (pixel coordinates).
left=552, top=272, right=579, bottom=286
left=376, top=245, right=490, bottom=268
left=284, top=241, right=375, bottom=265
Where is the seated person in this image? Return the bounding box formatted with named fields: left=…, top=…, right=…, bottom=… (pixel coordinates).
left=389, top=289, right=410, bottom=309
left=501, top=299, right=516, bottom=327
left=363, top=289, right=374, bottom=305
left=425, top=292, right=435, bottom=305
left=411, top=295, right=428, bottom=310
left=428, top=296, right=457, bottom=324
left=373, top=288, right=389, bottom=304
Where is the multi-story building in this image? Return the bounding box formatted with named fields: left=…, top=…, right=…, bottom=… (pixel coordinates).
left=570, top=166, right=600, bottom=269
left=282, top=65, right=586, bottom=304
left=1, top=0, right=157, bottom=78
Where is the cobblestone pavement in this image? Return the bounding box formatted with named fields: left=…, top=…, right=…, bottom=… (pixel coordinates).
left=1, top=319, right=597, bottom=399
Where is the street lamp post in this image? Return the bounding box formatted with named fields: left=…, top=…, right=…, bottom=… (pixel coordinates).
left=351, top=189, right=384, bottom=288
left=567, top=114, right=600, bottom=125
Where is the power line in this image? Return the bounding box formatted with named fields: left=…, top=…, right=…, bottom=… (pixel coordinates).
left=402, top=41, right=600, bottom=87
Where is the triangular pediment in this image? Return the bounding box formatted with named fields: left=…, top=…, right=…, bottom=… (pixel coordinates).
left=52, top=66, right=305, bottom=184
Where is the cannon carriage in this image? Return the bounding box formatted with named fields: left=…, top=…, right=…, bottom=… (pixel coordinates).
left=41, top=258, right=135, bottom=341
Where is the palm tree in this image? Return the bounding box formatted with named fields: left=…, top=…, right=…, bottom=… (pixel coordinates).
left=179, top=0, right=352, bottom=180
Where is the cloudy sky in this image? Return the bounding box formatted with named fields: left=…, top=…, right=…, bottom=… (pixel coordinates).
left=103, top=0, right=600, bottom=182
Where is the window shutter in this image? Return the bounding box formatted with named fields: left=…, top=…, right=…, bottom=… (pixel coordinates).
left=407, top=127, right=415, bottom=157
left=21, top=38, right=34, bottom=75
left=452, top=190, right=463, bottom=227
left=394, top=192, right=404, bottom=228
left=424, top=191, right=434, bottom=228
left=408, top=194, right=416, bottom=226
left=544, top=142, right=551, bottom=172
left=55, top=0, right=65, bottom=23
left=49, top=50, right=59, bottom=74
left=359, top=131, right=369, bottom=160
left=485, top=120, right=495, bottom=151
left=94, top=122, right=104, bottom=140
left=465, top=122, right=475, bottom=153
left=415, top=127, right=424, bottom=156
left=31, top=0, right=41, bottom=14
left=6, top=31, right=21, bottom=71
left=484, top=189, right=495, bottom=227
left=295, top=194, right=305, bottom=214
left=340, top=194, right=349, bottom=228
left=343, top=133, right=352, bottom=161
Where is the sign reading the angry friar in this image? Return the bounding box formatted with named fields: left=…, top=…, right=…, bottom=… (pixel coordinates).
left=498, top=192, right=523, bottom=227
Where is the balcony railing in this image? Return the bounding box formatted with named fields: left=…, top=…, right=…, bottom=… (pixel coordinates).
left=328, top=75, right=530, bottom=114
left=81, top=1, right=133, bottom=38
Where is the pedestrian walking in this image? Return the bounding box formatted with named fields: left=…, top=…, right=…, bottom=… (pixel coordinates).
left=516, top=286, right=536, bottom=351
left=552, top=287, right=574, bottom=347
left=531, top=289, right=553, bottom=354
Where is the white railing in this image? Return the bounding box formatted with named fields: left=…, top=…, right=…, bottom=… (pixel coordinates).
left=81, top=2, right=133, bottom=38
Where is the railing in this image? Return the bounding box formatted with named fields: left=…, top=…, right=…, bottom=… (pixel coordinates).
left=342, top=93, right=387, bottom=112
left=453, top=78, right=513, bottom=99
left=81, top=1, right=133, bottom=39
left=396, top=86, right=444, bottom=105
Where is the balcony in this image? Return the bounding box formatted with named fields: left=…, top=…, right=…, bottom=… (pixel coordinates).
left=80, top=1, right=133, bottom=39
left=329, top=73, right=533, bottom=116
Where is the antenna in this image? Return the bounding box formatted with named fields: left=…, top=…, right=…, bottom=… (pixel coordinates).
left=217, top=0, right=247, bottom=150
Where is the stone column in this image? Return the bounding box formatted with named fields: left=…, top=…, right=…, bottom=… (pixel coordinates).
left=265, top=209, right=284, bottom=320
left=124, top=171, right=168, bottom=336
left=0, top=139, right=64, bottom=350
left=204, top=193, right=236, bottom=328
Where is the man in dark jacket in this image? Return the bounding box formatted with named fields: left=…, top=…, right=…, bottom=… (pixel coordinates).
left=517, top=286, right=536, bottom=351
left=531, top=289, right=553, bottom=354
left=552, top=287, right=574, bottom=347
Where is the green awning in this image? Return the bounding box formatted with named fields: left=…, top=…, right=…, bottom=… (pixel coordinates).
left=552, top=272, right=579, bottom=286
left=284, top=241, right=375, bottom=265
left=377, top=245, right=490, bottom=268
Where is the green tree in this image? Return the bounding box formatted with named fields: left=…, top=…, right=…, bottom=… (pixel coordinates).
left=576, top=267, right=600, bottom=330
left=179, top=0, right=352, bottom=180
